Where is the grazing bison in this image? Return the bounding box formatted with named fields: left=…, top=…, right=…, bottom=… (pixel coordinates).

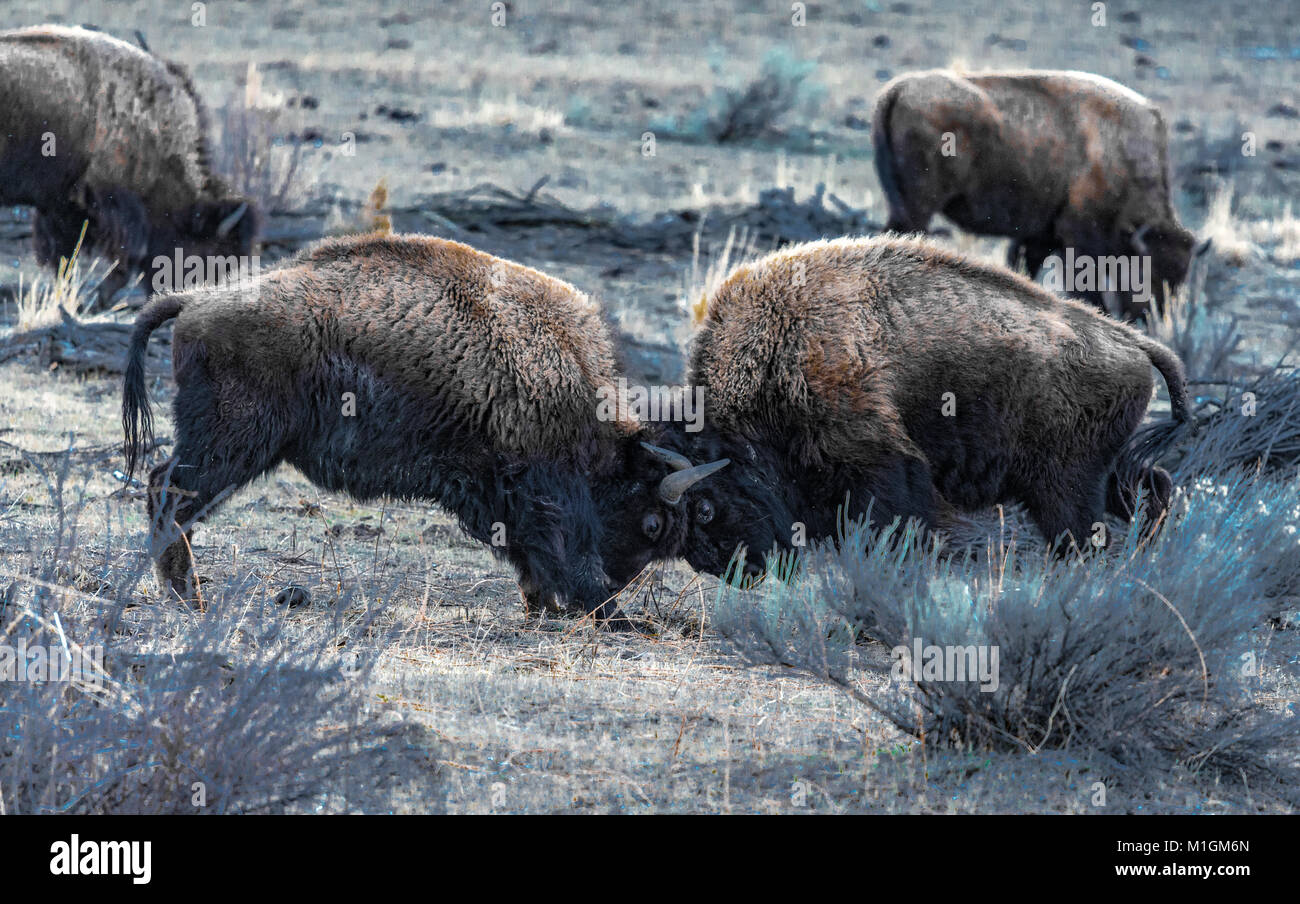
left=872, top=69, right=1205, bottom=319
left=122, top=234, right=729, bottom=623
left=663, top=236, right=1189, bottom=579
left=0, top=25, right=257, bottom=308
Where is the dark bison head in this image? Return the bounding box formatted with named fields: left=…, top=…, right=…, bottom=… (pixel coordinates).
left=172, top=197, right=260, bottom=262
left=594, top=440, right=732, bottom=593
left=651, top=432, right=795, bottom=584
left=1131, top=221, right=1207, bottom=306
left=72, top=190, right=260, bottom=306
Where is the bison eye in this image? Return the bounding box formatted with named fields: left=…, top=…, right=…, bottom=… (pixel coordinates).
left=641, top=512, right=663, bottom=541
left=696, top=499, right=715, bottom=524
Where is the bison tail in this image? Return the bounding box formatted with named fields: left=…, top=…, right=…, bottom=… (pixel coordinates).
left=1111, top=335, right=1196, bottom=511
left=1138, top=334, right=1191, bottom=424
left=123, top=294, right=185, bottom=481
left=871, top=81, right=907, bottom=230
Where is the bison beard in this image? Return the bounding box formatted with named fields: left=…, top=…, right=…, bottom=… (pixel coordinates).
left=121, top=235, right=728, bottom=626
left=666, top=236, right=1191, bottom=579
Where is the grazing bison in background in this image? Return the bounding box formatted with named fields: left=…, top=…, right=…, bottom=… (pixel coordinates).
left=0, top=24, right=257, bottom=308
left=663, top=236, right=1189, bottom=579
left=121, top=234, right=729, bottom=624
left=872, top=69, right=1206, bottom=320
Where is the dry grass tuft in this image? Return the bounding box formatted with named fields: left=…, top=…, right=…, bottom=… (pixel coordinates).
left=10, top=223, right=113, bottom=331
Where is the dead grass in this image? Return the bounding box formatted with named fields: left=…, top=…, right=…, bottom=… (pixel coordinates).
left=9, top=224, right=113, bottom=331
left=212, top=62, right=314, bottom=214
left=1199, top=181, right=1260, bottom=267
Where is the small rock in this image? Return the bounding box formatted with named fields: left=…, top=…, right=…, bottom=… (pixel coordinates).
left=274, top=585, right=312, bottom=608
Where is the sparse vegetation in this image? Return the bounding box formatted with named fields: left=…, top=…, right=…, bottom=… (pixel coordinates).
left=9, top=224, right=112, bottom=330
left=212, top=62, right=309, bottom=215
left=682, top=224, right=756, bottom=325
left=0, top=451, right=442, bottom=814
left=652, top=47, right=824, bottom=145
left=711, top=468, right=1300, bottom=806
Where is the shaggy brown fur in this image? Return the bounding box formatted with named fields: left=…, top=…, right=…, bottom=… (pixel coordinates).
left=0, top=25, right=256, bottom=306
left=670, top=236, right=1189, bottom=577
left=872, top=69, right=1201, bottom=319
left=122, top=234, right=727, bottom=622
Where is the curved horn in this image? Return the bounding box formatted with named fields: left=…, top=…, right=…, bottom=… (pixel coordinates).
left=1131, top=223, right=1151, bottom=256
left=640, top=442, right=693, bottom=473
left=658, top=459, right=730, bottom=505
left=215, top=202, right=249, bottom=238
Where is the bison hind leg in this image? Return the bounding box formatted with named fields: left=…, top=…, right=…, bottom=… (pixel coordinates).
left=1023, top=469, right=1110, bottom=556
left=1106, top=465, right=1174, bottom=537
left=146, top=380, right=290, bottom=605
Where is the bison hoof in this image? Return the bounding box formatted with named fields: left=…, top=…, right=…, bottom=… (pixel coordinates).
left=274, top=585, right=312, bottom=608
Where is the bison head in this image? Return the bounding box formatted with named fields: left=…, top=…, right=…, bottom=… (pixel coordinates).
left=592, top=440, right=732, bottom=594
left=174, top=197, right=260, bottom=261
left=1130, top=221, right=1207, bottom=307
left=646, top=434, right=796, bottom=585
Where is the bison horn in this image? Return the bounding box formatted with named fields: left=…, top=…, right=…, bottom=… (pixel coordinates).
left=216, top=202, right=249, bottom=238
left=639, top=442, right=694, bottom=472
left=1131, top=223, right=1151, bottom=256
left=658, top=459, right=730, bottom=505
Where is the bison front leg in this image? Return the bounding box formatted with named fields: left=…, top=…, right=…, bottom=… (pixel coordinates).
left=846, top=453, right=941, bottom=537
left=518, top=573, right=563, bottom=618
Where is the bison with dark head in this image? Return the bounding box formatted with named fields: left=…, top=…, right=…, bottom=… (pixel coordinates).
left=872, top=69, right=1208, bottom=320
left=662, top=236, right=1191, bottom=579
left=122, top=234, right=728, bottom=625
left=0, top=25, right=257, bottom=308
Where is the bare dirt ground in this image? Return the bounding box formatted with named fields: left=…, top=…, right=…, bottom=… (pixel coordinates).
left=1, top=0, right=1298, bottom=813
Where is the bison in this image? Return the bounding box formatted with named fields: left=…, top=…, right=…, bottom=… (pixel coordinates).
left=871, top=69, right=1206, bottom=319
left=0, top=24, right=257, bottom=308
left=122, top=234, right=729, bottom=624
left=661, top=236, right=1189, bottom=579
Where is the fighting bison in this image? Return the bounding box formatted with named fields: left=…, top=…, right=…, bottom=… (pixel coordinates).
left=122, top=234, right=729, bottom=624
left=0, top=25, right=256, bottom=308
left=662, top=236, right=1189, bottom=579
left=872, top=69, right=1206, bottom=319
